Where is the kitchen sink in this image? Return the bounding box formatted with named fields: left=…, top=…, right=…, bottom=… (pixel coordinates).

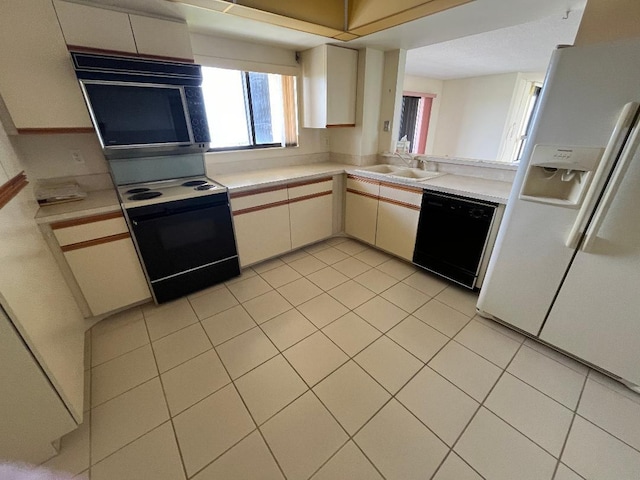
left=354, top=164, right=444, bottom=181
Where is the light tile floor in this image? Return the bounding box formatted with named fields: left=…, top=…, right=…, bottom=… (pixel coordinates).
left=43, top=237, right=640, bottom=479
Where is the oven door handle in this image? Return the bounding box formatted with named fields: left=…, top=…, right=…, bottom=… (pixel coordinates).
left=129, top=198, right=227, bottom=224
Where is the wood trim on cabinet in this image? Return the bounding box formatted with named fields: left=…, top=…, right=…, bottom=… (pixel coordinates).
left=0, top=171, right=28, bottom=210
left=288, top=190, right=332, bottom=204
left=61, top=232, right=131, bottom=252
left=346, top=188, right=379, bottom=201
left=51, top=211, right=123, bottom=230
left=229, top=184, right=289, bottom=199
left=378, top=180, right=423, bottom=194
left=326, top=124, right=355, bottom=128
left=233, top=199, right=290, bottom=216
left=378, top=196, right=421, bottom=211
left=67, top=45, right=194, bottom=63
left=16, top=127, right=95, bottom=135
left=346, top=174, right=381, bottom=186
left=287, top=177, right=333, bottom=189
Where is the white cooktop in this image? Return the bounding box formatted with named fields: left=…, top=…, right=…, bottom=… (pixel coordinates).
left=117, top=176, right=227, bottom=209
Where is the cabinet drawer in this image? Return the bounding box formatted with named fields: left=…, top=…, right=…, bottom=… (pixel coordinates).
left=230, top=187, right=288, bottom=212
left=52, top=212, right=128, bottom=247
left=379, top=184, right=422, bottom=207
left=346, top=176, right=380, bottom=196
left=288, top=178, right=333, bottom=200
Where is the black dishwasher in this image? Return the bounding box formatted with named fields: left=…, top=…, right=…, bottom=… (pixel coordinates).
left=413, top=191, right=497, bottom=289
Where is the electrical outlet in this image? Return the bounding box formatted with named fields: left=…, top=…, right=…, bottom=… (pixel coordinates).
left=70, top=149, right=85, bottom=165
left=383, top=120, right=390, bottom=132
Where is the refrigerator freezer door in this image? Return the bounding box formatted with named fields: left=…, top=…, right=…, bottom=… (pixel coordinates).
left=540, top=135, right=640, bottom=386
left=477, top=39, right=640, bottom=336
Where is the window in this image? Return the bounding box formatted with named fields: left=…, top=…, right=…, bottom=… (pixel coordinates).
left=398, top=93, right=434, bottom=155
left=201, top=67, right=298, bottom=151
left=513, top=85, right=542, bottom=161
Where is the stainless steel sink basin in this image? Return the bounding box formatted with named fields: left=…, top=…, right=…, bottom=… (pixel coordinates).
left=354, top=164, right=444, bottom=181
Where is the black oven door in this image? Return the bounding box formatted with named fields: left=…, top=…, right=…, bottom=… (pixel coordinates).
left=126, top=194, right=238, bottom=283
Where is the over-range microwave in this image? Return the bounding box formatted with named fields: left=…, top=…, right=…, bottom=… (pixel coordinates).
left=71, top=51, right=210, bottom=159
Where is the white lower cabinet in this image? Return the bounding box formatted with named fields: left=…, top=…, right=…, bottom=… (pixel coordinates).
left=375, top=185, right=422, bottom=261
left=231, top=177, right=335, bottom=267
left=288, top=179, right=334, bottom=249
left=233, top=204, right=292, bottom=267
left=51, top=212, right=151, bottom=317
left=344, top=175, right=423, bottom=261
left=345, top=176, right=380, bottom=244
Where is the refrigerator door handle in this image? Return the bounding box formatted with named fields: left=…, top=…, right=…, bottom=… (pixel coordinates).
left=581, top=121, right=640, bottom=252
left=565, top=102, right=640, bottom=249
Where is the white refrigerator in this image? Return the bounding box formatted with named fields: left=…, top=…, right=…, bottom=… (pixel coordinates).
left=477, top=37, right=640, bottom=391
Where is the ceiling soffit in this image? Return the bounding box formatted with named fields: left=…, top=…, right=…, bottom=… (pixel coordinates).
left=172, top=0, right=474, bottom=41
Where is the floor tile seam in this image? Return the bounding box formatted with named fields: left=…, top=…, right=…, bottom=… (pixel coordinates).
left=552, top=372, right=589, bottom=480
left=413, top=311, right=473, bottom=340
left=432, top=290, right=477, bottom=318
left=573, top=412, right=640, bottom=456
left=252, top=259, right=288, bottom=275
left=586, top=370, right=640, bottom=406
left=504, top=363, right=585, bottom=412
left=143, top=298, right=198, bottom=322
left=379, top=293, right=430, bottom=315
left=382, top=327, right=442, bottom=366
left=277, top=283, right=328, bottom=308
left=428, top=449, right=487, bottom=480
left=472, top=314, right=528, bottom=345
left=306, top=271, right=351, bottom=292
left=145, top=316, right=201, bottom=343
left=441, top=341, right=526, bottom=477
left=138, top=317, right=189, bottom=479
left=89, top=342, right=156, bottom=375
left=256, top=269, right=303, bottom=290
left=460, top=315, right=528, bottom=346
left=89, top=419, right=175, bottom=472
left=90, top=370, right=160, bottom=410
left=185, top=427, right=259, bottom=480
left=188, top=294, right=245, bottom=323
left=185, top=284, right=227, bottom=301
left=325, top=287, right=376, bottom=311
left=240, top=383, right=310, bottom=429
left=200, top=301, right=258, bottom=348
left=90, top=337, right=151, bottom=369
left=153, top=334, right=215, bottom=375
left=447, top=337, right=516, bottom=371
left=227, top=285, right=276, bottom=305
left=520, top=341, right=591, bottom=377
left=253, top=425, right=289, bottom=480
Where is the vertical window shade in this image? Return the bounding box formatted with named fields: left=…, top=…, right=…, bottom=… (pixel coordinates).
left=282, top=75, right=298, bottom=147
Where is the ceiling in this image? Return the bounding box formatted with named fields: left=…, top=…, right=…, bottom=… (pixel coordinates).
left=405, top=9, right=585, bottom=79
left=77, top=0, right=588, bottom=79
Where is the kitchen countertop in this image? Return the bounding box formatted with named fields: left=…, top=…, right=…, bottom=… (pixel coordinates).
left=34, top=188, right=121, bottom=224
left=34, top=162, right=513, bottom=223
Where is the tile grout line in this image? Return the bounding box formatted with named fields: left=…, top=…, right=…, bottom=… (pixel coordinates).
left=550, top=372, right=589, bottom=480
left=427, top=340, right=528, bottom=480
left=141, top=307, right=191, bottom=480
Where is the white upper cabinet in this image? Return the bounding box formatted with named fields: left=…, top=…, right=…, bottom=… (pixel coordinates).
left=54, top=1, right=193, bottom=61
left=53, top=1, right=137, bottom=53
left=129, top=14, right=193, bottom=60
left=301, top=45, right=358, bottom=128
left=0, top=0, right=92, bottom=131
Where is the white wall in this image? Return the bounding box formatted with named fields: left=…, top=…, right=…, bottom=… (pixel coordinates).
left=378, top=49, right=407, bottom=153
left=402, top=75, right=443, bottom=155
left=432, top=73, right=519, bottom=161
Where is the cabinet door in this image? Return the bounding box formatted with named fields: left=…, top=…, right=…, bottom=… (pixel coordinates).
left=129, top=15, right=193, bottom=61
left=64, top=237, right=151, bottom=316
left=53, top=0, right=137, bottom=53
left=233, top=205, right=292, bottom=267
left=326, top=45, right=358, bottom=126
left=375, top=200, right=420, bottom=261
left=290, top=194, right=333, bottom=249
left=0, top=0, right=92, bottom=130
left=345, top=192, right=378, bottom=245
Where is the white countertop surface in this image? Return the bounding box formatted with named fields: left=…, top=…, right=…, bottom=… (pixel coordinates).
left=34, top=162, right=514, bottom=224
left=35, top=189, right=121, bottom=224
